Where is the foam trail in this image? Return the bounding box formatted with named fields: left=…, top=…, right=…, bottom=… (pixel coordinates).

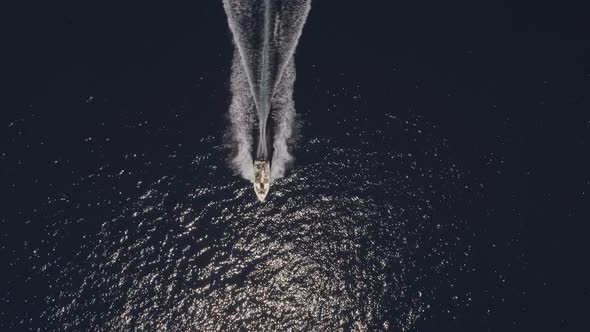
left=223, top=0, right=311, bottom=182
left=224, top=53, right=255, bottom=180
left=270, top=58, right=298, bottom=180
left=256, top=0, right=272, bottom=160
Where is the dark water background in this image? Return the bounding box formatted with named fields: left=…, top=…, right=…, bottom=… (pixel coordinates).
left=2, top=2, right=589, bottom=331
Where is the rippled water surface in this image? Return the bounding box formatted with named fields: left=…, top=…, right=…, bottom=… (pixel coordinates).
left=7, top=3, right=590, bottom=331
left=5, top=111, right=494, bottom=331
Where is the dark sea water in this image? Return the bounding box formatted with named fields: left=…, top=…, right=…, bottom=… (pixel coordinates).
left=6, top=2, right=590, bottom=331
left=2, top=100, right=522, bottom=331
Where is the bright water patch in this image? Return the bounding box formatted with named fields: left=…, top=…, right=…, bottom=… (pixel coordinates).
left=28, top=117, right=476, bottom=331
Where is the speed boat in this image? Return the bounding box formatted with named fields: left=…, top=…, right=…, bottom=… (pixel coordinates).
left=253, top=160, right=270, bottom=202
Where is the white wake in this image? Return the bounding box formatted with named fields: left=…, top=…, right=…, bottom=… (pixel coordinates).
left=223, top=0, right=311, bottom=182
